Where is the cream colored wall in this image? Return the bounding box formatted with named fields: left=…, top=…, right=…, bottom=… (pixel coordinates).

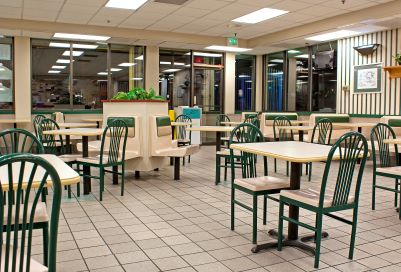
left=255, top=55, right=263, bottom=112
left=145, top=46, right=160, bottom=95
left=224, top=53, right=235, bottom=114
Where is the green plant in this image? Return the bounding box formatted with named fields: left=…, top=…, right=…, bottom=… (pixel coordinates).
left=112, top=87, right=166, bottom=101
left=394, top=53, right=401, bottom=65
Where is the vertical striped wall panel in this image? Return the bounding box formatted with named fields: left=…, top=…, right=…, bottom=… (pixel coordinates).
left=337, top=28, right=401, bottom=115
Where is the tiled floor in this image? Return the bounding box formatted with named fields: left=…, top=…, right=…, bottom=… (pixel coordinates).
left=36, top=146, right=401, bottom=271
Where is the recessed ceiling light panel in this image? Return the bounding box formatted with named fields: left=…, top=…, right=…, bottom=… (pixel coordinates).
left=48, top=70, right=61, bottom=74
left=232, top=8, right=288, bottom=24
left=306, top=30, right=360, bottom=41
left=49, top=42, right=99, bottom=49
left=193, top=52, right=222, bottom=57
left=62, top=50, right=84, bottom=57
left=56, top=59, right=71, bottom=64
left=106, top=0, right=149, bottom=10
left=53, top=33, right=110, bottom=41
left=205, top=45, right=251, bottom=53
left=52, top=65, right=66, bottom=69
left=118, top=62, right=136, bottom=67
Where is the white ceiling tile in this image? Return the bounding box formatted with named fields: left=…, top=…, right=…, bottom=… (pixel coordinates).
left=185, top=0, right=230, bottom=10
left=235, top=0, right=282, bottom=8
left=56, top=13, right=92, bottom=24
left=298, top=5, right=343, bottom=17
left=23, top=0, right=64, bottom=11
left=171, top=7, right=211, bottom=18
left=0, top=6, right=21, bottom=18
left=88, top=7, right=133, bottom=26
left=64, top=0, right=107, bottom=6
left=0, top=0, right=22, bottom=7
left=23, top=8, right=58, bottom=21
left=138, top=2, right=182, bottom=14
left=272, top=0, right=312, bottom=12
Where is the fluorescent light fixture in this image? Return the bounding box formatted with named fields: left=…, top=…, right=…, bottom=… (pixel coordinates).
left=164, top=69, right=181, bottom=73
left=53, top=33, right=110, bottom=41
left=232, top=8, right=288, bottom=24
left=174, top=62, right=185, bottom=66
left=97, top=80, right=108, bottom=82
left=288, top=50, right=301, bottom=54
left=245, top=80, right=252, bottom=83
left=110, top=68, right=122, bottom=72
left=48, top=70, right=61, bottom=74
left=205, top=45, right=251, bottom=53
left=52, top=65, right=66, bottom=69
left=295, top=54, right=309, bottom=59
left=118, top=62, right=136, bottom=67
left=270, top=59, right=283, bottom=63
left=105, top=0, right=149, bottom=10
left=306, top=30, right=360, bottom=41
left=56, top=59, right=71, bottom=64
left=62, top=50, right=84, bottom=57
left=193, top=52, right=222, bottom=57
left=135, top=55, right=144, bottom=60
left=97, top=72, right=108, bottom=75
left=160, top=61, right=172, bottom=65
left=132, top=77, right=143, bottom=81
left=267, top=64, right=277, bottom=67
left=238, top=75, right=250, bottom=78
left=49, top=42, right=98, bottom=49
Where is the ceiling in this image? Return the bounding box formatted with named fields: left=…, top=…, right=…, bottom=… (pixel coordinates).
left=0, top=0, right=399, bottom=53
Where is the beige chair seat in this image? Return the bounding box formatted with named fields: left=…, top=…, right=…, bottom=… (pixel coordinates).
left=280, top=187, right=354, bottom=208
left=58, top=154, right=82, bottom=163
left=76, top=155, right=109, bottom=164
left=76, top=141, right=101, bottom=153
left=221, top=137, right=230, bottom=142
left=216, top=149, right=241, bottom=156
left=153, top=145, right=199, bottom=157
left=1, top=244, right=48, bottom=272
left=376, top=166, right=401, bottom=176
left=4, top=202, right=48, bottom=224
left=234, top=176, right=290, bottom=192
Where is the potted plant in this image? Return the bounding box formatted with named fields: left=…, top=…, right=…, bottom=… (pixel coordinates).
left=112, top=87, right=166, bottom=101
left=394, top=53, right=401, bottom=65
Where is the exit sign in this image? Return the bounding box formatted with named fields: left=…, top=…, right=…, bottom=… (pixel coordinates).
left=227, top=37, right=238, bottom=46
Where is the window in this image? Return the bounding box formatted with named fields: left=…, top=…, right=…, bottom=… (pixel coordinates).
left=31, top=39, right=144, bottom=111
left=235, top=55, right=255, bottom=112
left=0, top=36, right=13, bottom=110
left=287, top=47, right=310, bottom=111
left=264, top=52, right=285, bottom=111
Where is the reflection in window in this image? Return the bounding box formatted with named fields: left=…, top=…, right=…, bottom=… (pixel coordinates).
left=235, top=55, right=255, bottom=112
left=287, top=48, right=309, bottom=111
left=265, top=52, right=285, bottom=111
left=0, top=36, right=13, bottom=109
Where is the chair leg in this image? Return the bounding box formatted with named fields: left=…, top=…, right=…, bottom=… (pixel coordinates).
left=286, top=161, right=289, bottom=176
left=76, top=182, right=80, bottom=197
left=314, top=212, right=323, bottom=268
left=252, top=194, right=258, bottom=244
left=372, top=175, right=376, bottom=210
left=399, top=187, right=401, bottom=220
left=43, top=223, right=49, bottom=266
left=224, top=157, right=228, bottom=181
left=305, top=162, right=309, bottom=174
left=274, top=158, right=277, bottom=173
left=215, top=155, right=221, bottom=185
left=308, top=163, right=312, bottom=182
left=67, top=185, right=72, bottom=199
left=277, top=201, right=284, bottom=251
left=395, top=179, right=399, bottom=208
left=183, top=156, right=185, bottom=166
left=349, top=208, right=359, bottom=259
left=99, top=167, right=104, bottom=201
left=263, top=196, right=267, bottom=225
left=231, top=186, right=235, bottom=230
left=188, top=155, right=191, bottom=163
left=121, top=165, right=125, bottom=197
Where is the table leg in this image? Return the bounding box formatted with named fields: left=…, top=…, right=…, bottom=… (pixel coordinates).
left=357, top=126, right=362, bottom=163
left=170, top=126, right=175, bottom=166
left=299, top=130, right=304, bottom=142
left=66, top=135, right=71, bottom=154
left=82, top=136, right=91, bottom=195
left=112, top=166, right=118, bottom=185
left=216, top=131, right=221, bottom=152
left=13, top=123, right=17, bottom=129
left=96, top=121, right=100, bottom=140
left=174, top=157, right=180, bottom=180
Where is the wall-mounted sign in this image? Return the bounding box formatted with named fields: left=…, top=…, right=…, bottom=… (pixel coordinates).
left=227, top=37, right=238, bottom=46
left=353, top=63, right=382, bottom=93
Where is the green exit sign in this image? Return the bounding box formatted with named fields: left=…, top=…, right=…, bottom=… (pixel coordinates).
left=227, top=37, right=238, bottom=46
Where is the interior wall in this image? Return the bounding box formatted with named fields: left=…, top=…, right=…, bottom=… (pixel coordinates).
left=224, top=53, right=235, bottom=114
left=14, top=36, right=31, bottom=122
left=145, top=46, right=160, bottom=94
left=255, top=55, right=263, bottom=112
left=337, top=28, right=401, bottom=115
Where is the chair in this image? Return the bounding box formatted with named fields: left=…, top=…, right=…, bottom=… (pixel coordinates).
left=38, top=118, right=81, bottom=198
left=0, top=153, right=62, bottom=271
left=76, top=119, right=128, bottom=201
left=33, top=114, right=46, bottom=138
left=175, top=114, right=192, bottom=164
left=230, top=123, right=290, bottom=244
left=273, top=116, right=294, bottom=176
left=277, top=132, right=369, bottom=268
left=216, top=114, right=231, bottom=146
left=370, top=123, right=401, bottom=219
left=307, top=118, right=333, bottom=181
left=0, top=128, right=44, bottom=155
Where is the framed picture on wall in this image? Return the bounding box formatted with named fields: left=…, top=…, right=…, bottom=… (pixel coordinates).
left=353, top=63, right=382, bottom=93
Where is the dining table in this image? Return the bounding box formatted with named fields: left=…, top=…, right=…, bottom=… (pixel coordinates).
left=81, top=118, right=103, bottom=128
left=59, top=122, right=98, bottom=128
left=221, top=121, right=242, bottom=126
left=0, top=154, right=80, bottom=190
left=230, top=141, right=337, bottom=254
left=332, top=122, right=376, bottom=133
left=278, top=125, right=315, bottom=142
left=43, top=128, right=103, bottom=195
left=186, top=126, right=235, bottom=151
left=0, top=119, right=31, bottom=129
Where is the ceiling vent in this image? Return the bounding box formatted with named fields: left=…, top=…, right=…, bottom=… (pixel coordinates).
left=154, top=0, right=189, bottom=5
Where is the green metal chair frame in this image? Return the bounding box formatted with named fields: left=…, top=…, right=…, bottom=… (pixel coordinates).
left=76, top=119, right=128, bottom=201
left=32, top=114, right=46, bottom=138
left=175, top=114, right=192, bottom=165
left=273, top=116, right=293, bottom=176
left=370, top=123, right=401, bottom=219
left=307, top=118, right=333, bottom=181
left=0, top=153, right=62, bottom=272
left=277, top=132, right=369, bottom=268
left=0, top=129, right=44, bottom=155
left=230, top=123, right=276, bottom=244
left=216, top=114, right=230, bottom=126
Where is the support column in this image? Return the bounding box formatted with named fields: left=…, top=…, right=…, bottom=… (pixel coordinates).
left=255, top=55, right=263, bottom=112
left=14, top=36, right=31, bottom=122
left=145, top=46, right=160, bottom=95
left=224, top=53, right=235, bottom=114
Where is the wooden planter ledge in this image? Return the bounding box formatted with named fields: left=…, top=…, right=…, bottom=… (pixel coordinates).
left=383, top=66, right=401, bottom=79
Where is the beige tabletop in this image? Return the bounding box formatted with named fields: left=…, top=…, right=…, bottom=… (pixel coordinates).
left=186, top=126, right=235, bottom=132
left=230, top=142, right=337, bottom=163
left=0, top=154, right=80, bottom=190
left=171, top=122, right=192, bottom=127
left=0, top=119, right=31, bottom=124
left=332, top=122, right=377, bottom=129
left=221, top=121, right=242, bottom=126
left=43, top=128, right=104, bottom=137
left=278, top=125, right=315, bottom=131
left=59, top=122, right=98, bottom=128
left=383, top=138, right=401, bottom=145
left=82, top=118, right=103, bottom=123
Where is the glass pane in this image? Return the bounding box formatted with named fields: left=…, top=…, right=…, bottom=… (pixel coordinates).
left=110, top=44, right=144, bottom=98
left=31, top=39, right=71, bottom=110
left=72, top=42, right=108, bottom=109
left=194, top=69, right=222, bottom=113
left=159, top=49, right=191, bottom=108
left=288, top=48, right=309, bottom=111
left=265, top=52, right=285, bottom=111
left=193, top=51, right=223, bottom=66
left=0, top=36, right=13, bottom=110
left=235, top=55, right=255, bottom=112
left=311, top=43, right=337, bottom=112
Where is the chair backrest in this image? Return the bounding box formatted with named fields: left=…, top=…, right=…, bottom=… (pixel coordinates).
left=241, top=112, right=258, bottom=122
left=51, top=112, right=65, bottom=124
left=370, top=123, right=398, bottom=168
left=32, top=115, right=46, bottom=138
left=229, top=123, right=267, bottom=179
left=244, top=116, right=260, bottom=128
left=0, top=129, right=44, bottom=155
left=311, top=118, right=333, bottom=145
left=0, top=153, right=62, bottom=272
left=320, top=132, right=368, bottom=208
left=273, top=116, right=293, bottom=141
left=107, top=116, right=135, bottom=138
left=38, top=118, right=64, bottom=155
left=100, top=119, right=128, bottom=165
left=175, top=114, right=192, bottom=142
left=216, top=114, right=230, bottom=126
